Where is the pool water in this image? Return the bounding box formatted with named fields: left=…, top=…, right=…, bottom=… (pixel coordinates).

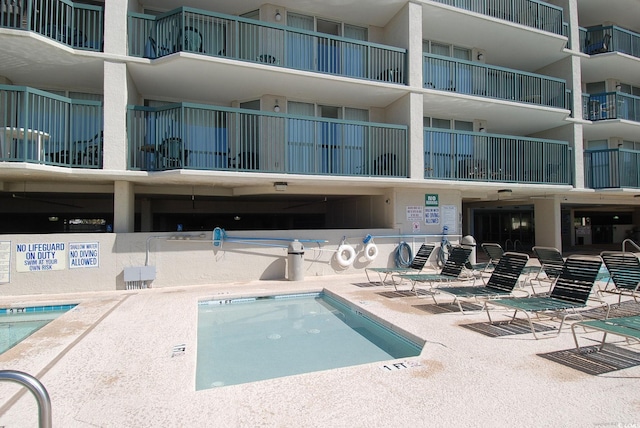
left=196, top=292, right=422, bottom=389
left=0, top=305, right=77, bottom=355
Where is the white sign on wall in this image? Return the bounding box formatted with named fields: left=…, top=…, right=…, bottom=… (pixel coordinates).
left=69, top=242, right=100, bottom=269
left=425, top=207, right=440, bottom=224
left=406, top=206, right=423, bottom=221
left=16, top=242, right=66, bottom=272
left=0, top=241, right=10, bottom=283
left=441, top=205, right=458, bottom=234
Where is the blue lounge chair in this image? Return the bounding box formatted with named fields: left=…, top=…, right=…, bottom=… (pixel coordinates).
left=365, top=243, right=434, bottom=286
left=599, top=251, right=640, bottom=305
left=432, top=252, right=529, bottom=313
left=485, top=255, right=607, bottom=339
left=393, top=246, right=473, bottom=294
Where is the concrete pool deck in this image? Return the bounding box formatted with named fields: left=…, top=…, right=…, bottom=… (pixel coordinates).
left=1, top=270, right=639, bottom=427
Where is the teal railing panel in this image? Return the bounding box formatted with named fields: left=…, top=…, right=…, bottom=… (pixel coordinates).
left=585, top=149, right=640, bottom=189
left=431, top=0, right=565, bottom=35
left=128, top=8, right=406, bottom=84
left=423, top=128, right=571, bottom=184
left=583, top=25, right=640, bottom=58
left=587, top=92, right=640, bottom=122
left=423, top=53, right=567, bottom=108
left=0, top=85, right=103, bottom=167
left=127, top=103, right=408, bottom=177
left=0, top=0, right=103, bottom=51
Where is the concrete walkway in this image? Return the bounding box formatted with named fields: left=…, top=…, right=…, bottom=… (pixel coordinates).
left=1, top=271, right=639, bottom=427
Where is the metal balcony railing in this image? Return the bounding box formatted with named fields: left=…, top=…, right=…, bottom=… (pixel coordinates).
left=424, top=128, right=572, bottom=184
left=581, top=25, right=640, bottom=58
left=430, top=0, right=565, bottom=35
left=586, top=92, right=640, bottom=122
left=0, top=85, right=103, bottom=167
left=128, top=7, right=407, bottom=84
left=0, top=0, right=103, bottom=51
left=423, top=53, right=567, bottom=108
left=585, top=148, right=640, bottom=189
left=128, top=103, right=408, bottom=177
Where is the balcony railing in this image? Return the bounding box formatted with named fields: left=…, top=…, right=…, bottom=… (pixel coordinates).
left=0, top=85, right=103, bottom=167
left=586, top=92, right=640, bottom=122
left=128, top=103, right=408, bottom=177
left=585, top=148, right=640, bottom=189
left=424, top=128, right=572, bottom=184
left=430, top=0, right=565, bottom=36
left=0, top=0, right=103, bottom=51
left=423, top=53, right=567, bottom=108
left=128, top=8, right=407, bottom=84
left=581, top=25, right=640, bottom=58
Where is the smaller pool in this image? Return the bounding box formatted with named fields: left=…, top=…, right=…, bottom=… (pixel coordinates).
left=196, top=292, right=423, bottom=389
left=0, top=304, right=77, bottom=355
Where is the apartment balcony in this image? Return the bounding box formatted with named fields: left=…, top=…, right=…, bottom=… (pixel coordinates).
left=584, top=148, right=640, bottom=189
left=0, top=0, right=103, bottom=50
left=584, top=92, right=640, bottom=122
left=580, top=26, right=640, bottom=58
left=0, top=85, right=103, bottom=168
left=424, top=128, right=572, bottom=185
left=423, top=53, right=568, bottom=109
left=429, top=0, right=565, bottom=36
left=128, top=103, right=408, bottom=178
left=128, top=7, right=406, bottom=85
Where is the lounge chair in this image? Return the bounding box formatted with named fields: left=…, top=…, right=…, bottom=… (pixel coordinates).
left=485, top=254, right=606, bottom=339
left=365, top=243, right=434, bottom=286
left=599, top=251, right=640, bottom=305
left=571, top=315, right=640, bottom=352
left=530, top=246, right=565, bottom=293
left=431, top=252, right=529, bottom=313
left=393, top=246, right=473, bottom=294
left=467, top=242, right=505, bottom=283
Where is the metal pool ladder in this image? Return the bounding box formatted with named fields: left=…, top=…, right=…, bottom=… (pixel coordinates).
left=0, top=370, right=52, bottom=428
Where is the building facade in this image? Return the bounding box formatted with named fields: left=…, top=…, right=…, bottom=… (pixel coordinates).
left=0, top=0, right=639, bottom=294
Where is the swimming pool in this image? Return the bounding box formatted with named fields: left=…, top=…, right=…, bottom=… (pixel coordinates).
left=196, top=292, right=423, bottom=390
left=0, top=304, right=77, bottom=355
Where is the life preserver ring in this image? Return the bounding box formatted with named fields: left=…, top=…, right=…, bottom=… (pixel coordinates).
left=364, top=242, right=379, bottom=261
left=336, top=244, right=356, bottom=267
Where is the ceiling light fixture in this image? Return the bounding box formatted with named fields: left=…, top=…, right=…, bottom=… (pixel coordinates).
left=274, top=182, right=288, bottom=191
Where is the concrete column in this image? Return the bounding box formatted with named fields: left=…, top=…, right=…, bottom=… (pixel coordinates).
left=103, top=61, right=129, bottom=171
left=114, top=181, right=135, bottom=233
left=534, top=196, right=562, bottom=250
left=103, top=0, right=128, bottom=55
left=406, top=2, right=423, bottom=89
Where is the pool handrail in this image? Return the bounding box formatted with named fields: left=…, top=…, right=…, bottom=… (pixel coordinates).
left=0, top=370, right=52, bottom=428
left=622, top=238, right=640, bottom=253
